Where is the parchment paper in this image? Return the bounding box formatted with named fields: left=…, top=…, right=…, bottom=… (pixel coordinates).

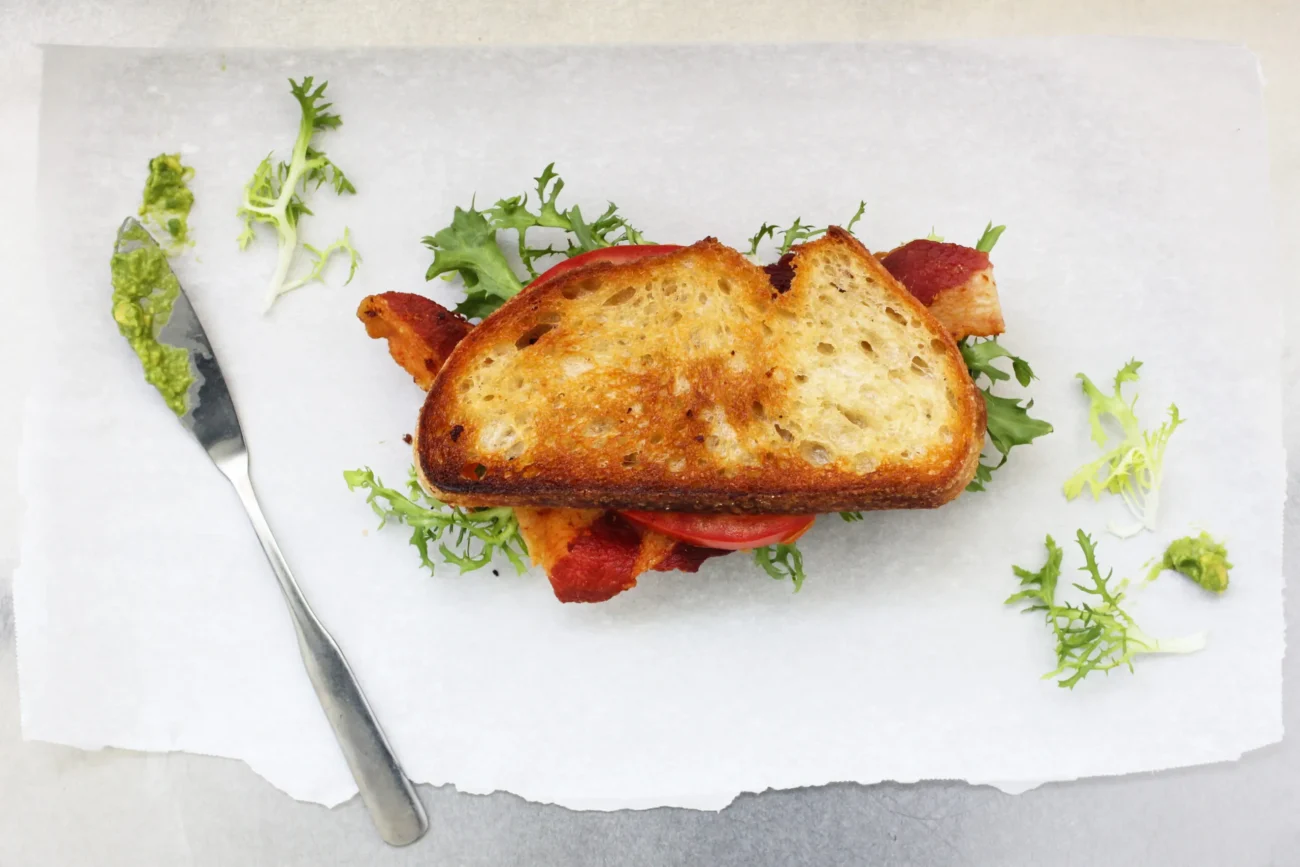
left=14, top=41, right=1285, bottom=809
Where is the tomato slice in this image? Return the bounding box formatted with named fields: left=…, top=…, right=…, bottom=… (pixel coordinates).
left=529, top=244, right=683, bottom=291
left=618, top=512, right=817, bottom=551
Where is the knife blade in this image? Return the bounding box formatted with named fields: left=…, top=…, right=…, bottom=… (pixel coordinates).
left=113, top=218, right=428, bottom=846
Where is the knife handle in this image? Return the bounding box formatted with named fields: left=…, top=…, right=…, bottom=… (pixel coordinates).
left=222, top=452, right=428, bottom=846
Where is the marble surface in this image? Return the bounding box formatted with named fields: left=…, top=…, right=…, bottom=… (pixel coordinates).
left=2, top=1, right=1298, bottom=864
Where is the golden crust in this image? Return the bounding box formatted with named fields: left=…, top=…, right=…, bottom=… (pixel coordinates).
left=416, top=229, right=985, bottom=514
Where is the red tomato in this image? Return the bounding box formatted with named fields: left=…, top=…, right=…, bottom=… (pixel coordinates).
left=529, top=244, right=683, bottom=291
left=618, top=512, right=817, bottom=551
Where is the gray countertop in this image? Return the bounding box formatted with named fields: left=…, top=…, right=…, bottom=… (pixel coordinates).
left=2, top=1, right=1298, bottom=864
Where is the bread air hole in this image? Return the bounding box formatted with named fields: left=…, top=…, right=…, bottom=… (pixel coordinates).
left=930, top=338, right=947, bottom=353
left=650, top=432, right=664, bottom=445
left=515, top=323, right=555, bottom=350
left=622, top=453, right=638, bottom=467
left=774, top=423, right=795, bottom=442
left=461, top=463, right=487, bottom=480
left=860, top=339, right=874, bottom=355
left=751, top=401, right=766, bottom=420
left=817, top=342, right=836, bottom=355
left=717, top=277, right=732, bottom=295
left=604, top=286, right=637, bottom=306
left=838, top=406, right=868, bottom=429
left=885, top=306, right=907, bottom=325
left=800, top=441, right=831, bottom=466
left=911, top=356, right=931, bottom=376
left=539, top=311, right=562, bottom=324
left=561, top=276, right=602, bottom=300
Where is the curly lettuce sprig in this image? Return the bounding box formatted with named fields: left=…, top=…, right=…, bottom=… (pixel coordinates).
left=753, top=542, right=808, bottom=591
left=1063, top=360, right=1182, bottom=537
left=345, top=467, right=528, bottom=575
left=1009, top=531, right=1205, bottom=689
left=745, top=201, right=866, bottom=257
left=237, top=76, right=359, bottom=311
left=422, top=163, right=650, bottom=318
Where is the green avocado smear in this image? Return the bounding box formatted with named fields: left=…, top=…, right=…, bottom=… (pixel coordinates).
left=1148, top=532, right=1233, bottom=593
left=111, top=225, right=193, bottom=415
left=139, top=153, right=195, bottom=250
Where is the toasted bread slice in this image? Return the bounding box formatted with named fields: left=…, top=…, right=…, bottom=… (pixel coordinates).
left=416, top=228, right=985, bottom=513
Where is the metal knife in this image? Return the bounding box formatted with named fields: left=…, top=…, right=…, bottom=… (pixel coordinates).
left=114, top=218, right=428, bottom=846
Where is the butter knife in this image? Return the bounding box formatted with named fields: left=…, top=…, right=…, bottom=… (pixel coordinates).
left=114, top=218, right=428, bottom=846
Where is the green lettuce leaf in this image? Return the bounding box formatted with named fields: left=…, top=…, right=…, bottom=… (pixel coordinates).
left=1063, top=360, right=1183, bottom=537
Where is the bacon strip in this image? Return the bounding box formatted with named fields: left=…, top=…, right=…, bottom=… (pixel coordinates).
left=514, top=507, right=729, bottom=603
left=358, top=293, right=473, bottom=390
left=880, top=240, right=1005, bottom=341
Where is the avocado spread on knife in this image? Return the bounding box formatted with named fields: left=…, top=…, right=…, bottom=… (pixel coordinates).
left=139, top=153, right=195, bottom=250
left=111, top=223, right=193, bottom=415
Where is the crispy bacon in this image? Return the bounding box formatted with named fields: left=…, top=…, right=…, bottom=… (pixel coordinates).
left=653, top=542, right=732, bottom=573
left=880, top=240, right=1005, bottom=340
left=513, top=507, right=605, bottom=575
left=358, top=293, right=473, bottom=390
left=544, top=513, right=645, bottom=603
left=515, top=507, right=729, bottom=603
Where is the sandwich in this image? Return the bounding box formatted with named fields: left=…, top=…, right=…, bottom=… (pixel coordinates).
left=355, top=168, right=1048, bottom=603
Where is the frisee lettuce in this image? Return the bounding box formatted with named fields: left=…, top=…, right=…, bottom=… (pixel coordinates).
left=1008, top=531, right=1205, bottom=689
left=345, top=467, right=528, bottom=574
left=745, top=201, right=867, bottom=257
left=974, top=221, right=1006, bottom=253
left=926, top=222, right=1005, bottom=250
left=753, top=542, right=807, bottom=591
left=422, top=163, right=649, bottom=319
left=961, top=338, right=1054, bottom=491
left=1063, top=360, right=1183, bottom=537
left=952, top=225, right=1052, bottom=491
left=237, top=77, right=359, bottom=311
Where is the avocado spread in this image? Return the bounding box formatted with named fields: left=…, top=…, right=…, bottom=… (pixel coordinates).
left=139, top=153, right=195, bottom=249
left=111, top=224, right=193, bottom=415
left=1148, top=532, right=1232, bottom=593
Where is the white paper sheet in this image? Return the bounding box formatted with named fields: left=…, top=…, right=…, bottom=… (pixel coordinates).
left=15, top=40, right=1285, bottom=810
